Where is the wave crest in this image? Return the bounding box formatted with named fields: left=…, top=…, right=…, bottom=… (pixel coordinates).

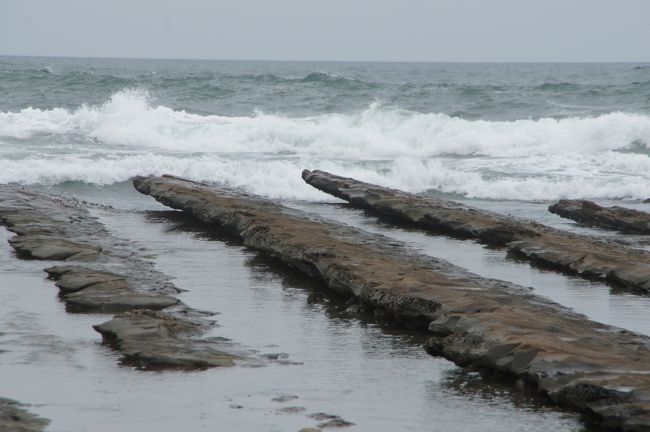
left=1, top=89, right=650, bottom=200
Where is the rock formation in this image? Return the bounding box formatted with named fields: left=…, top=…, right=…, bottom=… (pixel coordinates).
left=302, top=169, right=650, bottom=294
left=135, top=174, right=650, bottom=431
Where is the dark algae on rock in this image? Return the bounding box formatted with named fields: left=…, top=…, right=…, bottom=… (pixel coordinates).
left=302, top=169, right=650, bottom=294
left=549, top=199, right=650, bottom=234
left=135, top=174, right=650, bottom=431
left=0, top=185, right=241, bottom=370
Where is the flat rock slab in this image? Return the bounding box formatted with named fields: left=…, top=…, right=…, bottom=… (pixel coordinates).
left=94, top=310, right=239, bottom=369
left=9, top=236, right=102, bottom=261
left=135, top=174, right=650, bottom=431
left=550, top=199, right=650, bottom=234
left=0, top=398, right=49, bottom=432
left=302, top=170, right=650, bottom=294
left=0, top=187, right=179, bottom=313
left=0, top=185, right=239, bottom=371
left=46, top=265, right=179, bottom=313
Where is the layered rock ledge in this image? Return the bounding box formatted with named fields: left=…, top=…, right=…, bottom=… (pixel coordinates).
left=135, top=174, right=650, bottom=431
left=302, top=169, right=650, bottom=294
left=0, top=398, right=49, bottom=432
left=93, top=310, right=239, bottom=369
left=0, top=185, right=240, bottom=370
left=549, top=199, right=650, bottom=234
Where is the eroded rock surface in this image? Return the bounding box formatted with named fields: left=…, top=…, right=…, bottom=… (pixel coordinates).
left=302, top=169, right=650, bottom=294
left=45, top=265, right=178, bottom=313
left=0, top=398, right=49, bottom=432
left=0, top=185, right=239, bottom=369
left=549, top=199, right=650, bottom=234
left=94, top=310, right=238, bottom=369
left=0, top=186, right=179, bottom=313
left=135, top=174, right=650, bottom=431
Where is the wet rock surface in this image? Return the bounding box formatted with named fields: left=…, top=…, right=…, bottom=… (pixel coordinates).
left=303, top=169, right=650, bottom=294
left=0, top=185, right=240, bottom=369
left=93, top=310, right=239, bottom=369
left=549, top=199, right=650, bottom=234
left=135, top=174, right=650, bottom=431
left=0, top=398, right=49, bottom=432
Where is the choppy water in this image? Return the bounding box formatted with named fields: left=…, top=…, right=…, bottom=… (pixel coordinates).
left=1, top=56, right=650, bottom=200
left=2, top=56, right=650, bottom=431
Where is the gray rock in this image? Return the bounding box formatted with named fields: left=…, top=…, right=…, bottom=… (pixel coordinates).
left=277, top=406, right=306, bottom=414
left=63, top=282, right=179, bottom=313
left=272, top=395, right=299, bottom=403
left=309, top=413, right=341, bottom=421
left=550, top=199, right=650, bottom=234
left=93, top=310, right=239, bottom=369
left=318, top=419, right=355, bottom=428
left=9, top=236, right=101, bottom=261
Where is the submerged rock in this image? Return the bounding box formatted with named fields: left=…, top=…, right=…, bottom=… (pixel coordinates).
left=93, top=310, right=239, bottom=369
left=134, top=174, right=650, bottom=431
left=0, top=398, right=49, bottom=432
left=318, top=418, right=355, bottom=428
left=549, top=199, right=650, bottom=234
left=272, top=395, right=299, bottom=403
left=302, top=169, right=650, bottom=294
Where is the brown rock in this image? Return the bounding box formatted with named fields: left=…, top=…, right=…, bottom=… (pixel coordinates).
left=302, top=169, right=650, bottom=294
left=134, top=174, right=650, bottom=431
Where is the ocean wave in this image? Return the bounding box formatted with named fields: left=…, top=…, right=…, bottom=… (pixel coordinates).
left=1, top=153, right=649, bottom=201
left=2, top=89, right=649, bottom=157
left=1, top=89, right=650, bottom=200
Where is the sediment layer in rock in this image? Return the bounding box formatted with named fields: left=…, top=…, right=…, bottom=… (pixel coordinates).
left=302, top=169, right=650, bottom=294
left=549, top=199, right=650, bottom=234
left=0, top=398, right=49, bottom=432
left=0, top=185, right=239, bottom=369
left=135, top=174, right=650, bottom=431
left=93, top=310, right=238, bottom=369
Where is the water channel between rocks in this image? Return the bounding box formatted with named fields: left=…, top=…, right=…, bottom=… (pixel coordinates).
left=6, top=183, right=648, bottom=431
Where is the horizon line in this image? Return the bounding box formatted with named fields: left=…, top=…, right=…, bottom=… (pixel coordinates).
left=1, top=53, right=649, bottom=64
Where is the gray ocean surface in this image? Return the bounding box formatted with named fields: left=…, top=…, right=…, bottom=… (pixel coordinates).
left=1, top=56, right=650, bottom=201
left=2, top=56, right=650, bottom=431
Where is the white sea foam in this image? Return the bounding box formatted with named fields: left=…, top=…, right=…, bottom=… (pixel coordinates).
left=1, top=89, right=650, bottom=201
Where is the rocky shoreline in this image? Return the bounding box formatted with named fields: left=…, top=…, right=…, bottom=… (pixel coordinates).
left=302, top=169, right=650, bottom=294
left=0, top=185, right=241, bottom=370
left=549, top=199, right=650, bottom=234
left=135, top=174, right=650, bottom=431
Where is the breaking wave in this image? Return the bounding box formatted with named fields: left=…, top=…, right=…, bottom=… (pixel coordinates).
left=1, top=89, right=650, bottom=201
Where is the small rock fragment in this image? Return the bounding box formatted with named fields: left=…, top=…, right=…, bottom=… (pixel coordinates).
left=271, top=395, right=299, bottom=403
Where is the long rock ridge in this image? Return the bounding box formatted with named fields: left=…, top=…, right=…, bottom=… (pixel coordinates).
left=135, top=174, right=650, bottom=431
left=302, top=169, right=650, bottom=294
